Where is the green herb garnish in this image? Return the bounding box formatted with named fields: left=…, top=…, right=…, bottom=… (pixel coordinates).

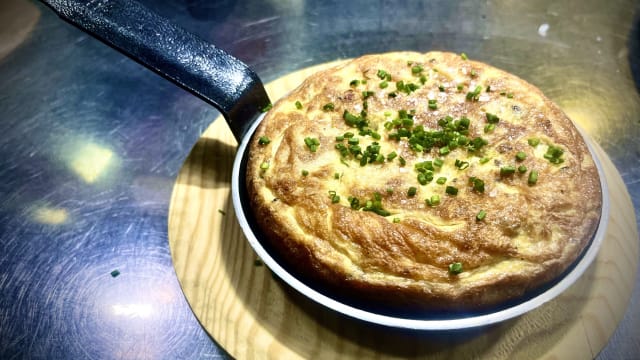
left=528, top=170, right=539, bottom=185
left=544, top=145, right=565, bottom=164
left=469, top=177, right=485, bottom=193
left=304, top=137, right=320, bottom=152
left=466, top=85, right=483, bottom=101
left=449, top=262, right=463, bottom=274
left=261, top=103, right=273, bottom=112
left=500, top=166, right=516, bottom=176
left=426, top=194, right=441, bottom=207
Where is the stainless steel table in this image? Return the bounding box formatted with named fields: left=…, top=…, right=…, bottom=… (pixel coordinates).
left=1, top=0, right=638, bottom=358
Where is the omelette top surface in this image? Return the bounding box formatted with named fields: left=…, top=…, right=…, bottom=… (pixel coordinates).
left=246, top=51, right=602, bottom=311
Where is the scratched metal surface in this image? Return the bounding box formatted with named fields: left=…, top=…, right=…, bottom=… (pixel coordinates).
left=0, top=0, right=638, bottom=358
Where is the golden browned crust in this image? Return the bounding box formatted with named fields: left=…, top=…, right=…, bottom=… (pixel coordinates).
left=246, top=51, right=602, bottom=312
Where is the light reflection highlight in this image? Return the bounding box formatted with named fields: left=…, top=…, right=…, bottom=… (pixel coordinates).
left=69, top=142, right=114, bottom=183
left=31, top=206, right=69, bottom=225
left=111, top=303, right=154, bottom=319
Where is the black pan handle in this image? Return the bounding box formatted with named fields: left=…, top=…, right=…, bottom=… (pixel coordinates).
left=40, top=0, right=271, bottom=141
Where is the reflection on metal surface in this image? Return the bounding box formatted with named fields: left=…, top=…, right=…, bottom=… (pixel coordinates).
left=538, top=23, right=550, bottom=37
left=112, top=303, right=154, bottom=318
left=31, top=206, right=69, bottom=225
left=68, top=142, right=115, bottom=183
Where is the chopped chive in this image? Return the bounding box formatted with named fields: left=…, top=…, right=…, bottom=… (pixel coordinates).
left=476, top=210, right=487, bottom=221
left=516, top=151, right=527, bottom=161
left=518, top=165, right=528, bottom=173
left=408, top=186, right=417, bottom=197
left=436, top=177, right=447, bottom=185
left=260, top=162, right=269, bottom=170
left=419, top=75, right=428, bottom=84
left=544, top=145, right=565, bottom=164
left=301, top=169, right=309, bottom=176
left=486, top=85, right=491, bottom=92
left=528, top=138, right=540, bottom=147
left=484, top=123, right=495, bottom=133
left=426, top=194, right=441, bottom=206
left=258, top=136, right=271, bottom=145
left=304, top=137, right=320, bottom=152
left=387, top=151, right=398, bottom=161
left=500, top=166, right=516, bottom=176
left=469, top=177, right=485, bottom=192
left=466, top=85, right=483, bottom=101
left=411, top=65, right=424, bottom=74
left=392, top=217, right=401, bottom=223
left=362, top=90, right=375, bottom=99
left=428, top=99, right=438, bottom=110
left=295, top=101, right=303, bottom=110
left=438, top=84, right=446, bottom=92
left=399, top=157, right=406, bottom=166
left=460, top=53, right=469, bottom=60
left=377, top=69, right=391, bottom=81
left=449, top=262, right=463, bottom=274
left=470, top=69, right=477, bottom=77
left=334, top=172, right=340, bottom=179
left=507, top=92, right=514, bottom=98
left=528, top=170, right=539, bottom=185
left=486, top=113, right=500, bottom=124
left=479, top=157, right=491, bottom=164
left=445, top=186, right=458, bottom=196
left=350, top=79, right=360, bottom=87
left=433, top=158, right=444, bottom=167
left=457, top=83, right=464, bottom=92
left=261, top=103, right=273, bottom=112
left=417, top=172, right=433, bottom=185
left=323, top=103, right=335, bottom=111
left=455, top=159, right=469, bottom=170
left=379, top=81, right=389, bottom=89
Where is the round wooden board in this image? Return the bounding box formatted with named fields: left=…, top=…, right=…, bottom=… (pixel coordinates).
left=168, top=62, right=639, bottom=359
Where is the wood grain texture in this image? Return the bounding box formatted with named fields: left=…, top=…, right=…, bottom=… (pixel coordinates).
left=168, top=62, right=638, bottom=360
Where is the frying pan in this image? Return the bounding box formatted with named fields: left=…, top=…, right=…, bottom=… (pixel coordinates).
left=42, top=0, right=610, bottom=330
